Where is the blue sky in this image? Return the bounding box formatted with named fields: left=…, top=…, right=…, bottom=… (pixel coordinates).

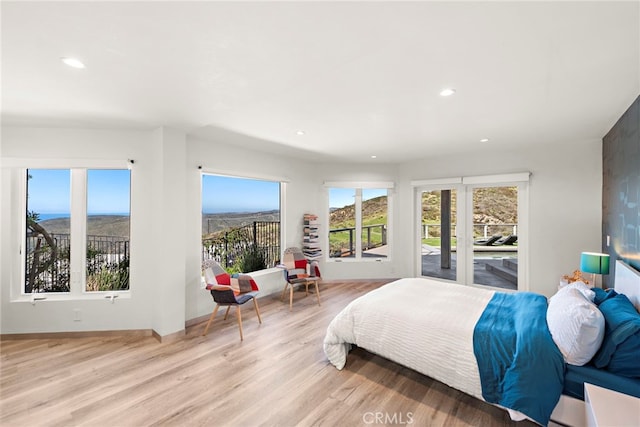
left=202, top=174, right=280, bottom=213
left=28, top=170, right=386, bottom=216
left=202, top=175, right=388, bottom=213
left=27, top=169, right=130, bottom=215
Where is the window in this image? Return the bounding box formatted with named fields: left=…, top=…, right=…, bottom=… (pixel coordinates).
left=25, top=169, right=71, bottom=292
left=85, top=170, right=131, bottom=291
left=413, top=173, right=529, bottom=290
left=24, top=168, right=131, bottom=294
left=201, top=174, right=281, bottom=272
left=361, top=189, right=388, bottom=259
left=327, top=183, right=392, bottom=260
left=328, top=188, right=355, bottom=257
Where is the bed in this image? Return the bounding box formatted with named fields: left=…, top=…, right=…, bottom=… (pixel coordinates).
left=324, top=260, right=640, bottom=426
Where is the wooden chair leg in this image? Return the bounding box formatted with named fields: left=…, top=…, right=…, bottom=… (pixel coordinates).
left=202, top=304, right=220, bottom=336
left=289, top=285, right=294, bottom=311
left=253, top=297, right=262, bottom=324
left=236, top=306, right=243, bottom=341
left=223, top=306, right=231, bottom=321
left=281, top=283, right=288, bottom=301
left=314, top=281, right=321, bottom=306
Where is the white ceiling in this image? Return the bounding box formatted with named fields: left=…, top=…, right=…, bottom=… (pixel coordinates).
left=2, top=1, right=639, bottom=163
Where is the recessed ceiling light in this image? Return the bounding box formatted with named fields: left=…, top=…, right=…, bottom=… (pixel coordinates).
left=295, top=130, right=305, bottom=135
left=480, top=138, right=490, bottom=143
left=61, top=57, right=85, bottom=69
left=371, top=155, right=377, bottom=159
left=439, top=88, right=456, bottom=97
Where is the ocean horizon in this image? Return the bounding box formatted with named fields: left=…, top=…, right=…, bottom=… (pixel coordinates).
left=38, top=213, right=129, bottom=221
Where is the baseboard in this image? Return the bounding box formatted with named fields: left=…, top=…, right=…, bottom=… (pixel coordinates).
left=152, top=328, right=185, bottom=343
left=0, top=329, right=153, bottom=341
left=185, top=313, right=210, bottom=329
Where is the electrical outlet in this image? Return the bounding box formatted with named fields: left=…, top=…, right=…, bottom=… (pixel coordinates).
left=73, top=309, right=81, bottom=321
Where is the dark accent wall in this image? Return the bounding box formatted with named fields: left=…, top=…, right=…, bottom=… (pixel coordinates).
left=602, top=95, right=640, bottom=284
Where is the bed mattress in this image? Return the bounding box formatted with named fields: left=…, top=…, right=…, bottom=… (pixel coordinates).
left=324, top=278, right=495, bottom=400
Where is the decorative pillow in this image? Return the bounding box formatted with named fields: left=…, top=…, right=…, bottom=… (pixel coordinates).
left=547, top=287, right=605, bottom=366
left=591, top=287, right=618, bottom=305
left=592, top=294, right=640, bottom=378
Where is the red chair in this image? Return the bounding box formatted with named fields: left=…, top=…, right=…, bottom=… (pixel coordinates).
left=202, top=259, right=262, bottom=341
left=279, top=247, right=321, bottom=311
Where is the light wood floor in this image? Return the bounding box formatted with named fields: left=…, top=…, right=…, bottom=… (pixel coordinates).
left=1, top=280, right=536, bottom=427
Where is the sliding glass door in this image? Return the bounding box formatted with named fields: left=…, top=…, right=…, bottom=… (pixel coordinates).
left=471, top=186, right=518, bottom=289
left=420, top=188, right=459, bottom=282
left=416, top=175, right=528, bottom=290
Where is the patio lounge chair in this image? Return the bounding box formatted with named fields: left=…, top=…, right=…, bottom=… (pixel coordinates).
left=474, top=235, right=502, bottom=246
left=495, top=234, right=517, bottom=245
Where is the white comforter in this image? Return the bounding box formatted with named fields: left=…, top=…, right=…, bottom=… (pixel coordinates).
left=323, top=277, right=495, bottom=400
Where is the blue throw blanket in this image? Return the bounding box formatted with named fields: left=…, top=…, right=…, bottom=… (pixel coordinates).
left=473, top=292, right=565, bottom=426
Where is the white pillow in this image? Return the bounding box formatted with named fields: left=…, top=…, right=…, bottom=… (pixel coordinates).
left=558, top=280, right=595, bottom=302
left=547, top=287, right=604, bottom=366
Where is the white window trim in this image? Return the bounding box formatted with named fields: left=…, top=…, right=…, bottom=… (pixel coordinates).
left=325, top=183, right=394, bottom=263
left=200, top=171, right=285, bottom=269
left=14, top=166, right=132, bottom=303
left=415, top=175, right=529, bottom=291
left=411, top=172, right=530, bottom=187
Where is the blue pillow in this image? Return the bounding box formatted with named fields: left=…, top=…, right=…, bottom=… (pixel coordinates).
left=591, top=287, right=618, bottom=305
left=592, top=294, right=640, bottom=378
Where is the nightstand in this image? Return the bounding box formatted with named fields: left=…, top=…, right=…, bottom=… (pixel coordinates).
left=584, top=383, right=640, bottom=427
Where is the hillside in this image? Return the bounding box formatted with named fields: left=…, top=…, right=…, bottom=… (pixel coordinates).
left=329, top=196, right=387, bottom=226
left=35, top=189, right=517, bottom=239
left=202, top=210, right=279, bottom=237
left=330, top=187, right=518, bottom=227
left=38, top=215, right=130, bottom=237
left=421, top=187, right=518, bottom=224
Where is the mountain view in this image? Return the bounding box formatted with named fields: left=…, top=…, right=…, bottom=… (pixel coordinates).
left=36, top=188, right=517, bottom=239
left=36, top=215, right=130, bottom=237
left=202, top=210, right=279, bottom=238
left=421, top=187, right=518, bottom=225
left=330, top=187, right=518, bottom=227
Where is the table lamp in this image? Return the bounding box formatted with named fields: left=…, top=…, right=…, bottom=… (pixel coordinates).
left=580, top=252, right=610, bottom=288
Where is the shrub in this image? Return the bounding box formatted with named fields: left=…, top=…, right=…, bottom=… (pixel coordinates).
left=239, top=243, right=267, bottom=273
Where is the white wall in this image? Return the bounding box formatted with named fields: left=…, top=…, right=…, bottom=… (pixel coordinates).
left=0, top=127, right=158, bottom=334
left=150, top=127, right=188, bottom=336
left=396, top=139, right=603, bottom=297
left=0, top=125, right=602, bottom=336
left=313, top=162, right=401, bottom=280
left=184, top=136, right=321, bottom=322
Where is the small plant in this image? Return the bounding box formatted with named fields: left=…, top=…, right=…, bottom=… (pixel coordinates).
left=238, top=243, right=267, bottom=273
left=86, top=267, right=118, bottom=292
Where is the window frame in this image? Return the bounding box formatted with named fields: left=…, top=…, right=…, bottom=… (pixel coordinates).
left=200, top=171, right=284, bottom=272
left=10, top=160, right=132, bottom=303
left=412, top=173, right=530, bottom=290
left=324, top=181, right=394, bottom=263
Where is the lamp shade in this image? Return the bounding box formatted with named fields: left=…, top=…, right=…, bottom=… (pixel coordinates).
left=580, top=252, right=610, bottom=275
